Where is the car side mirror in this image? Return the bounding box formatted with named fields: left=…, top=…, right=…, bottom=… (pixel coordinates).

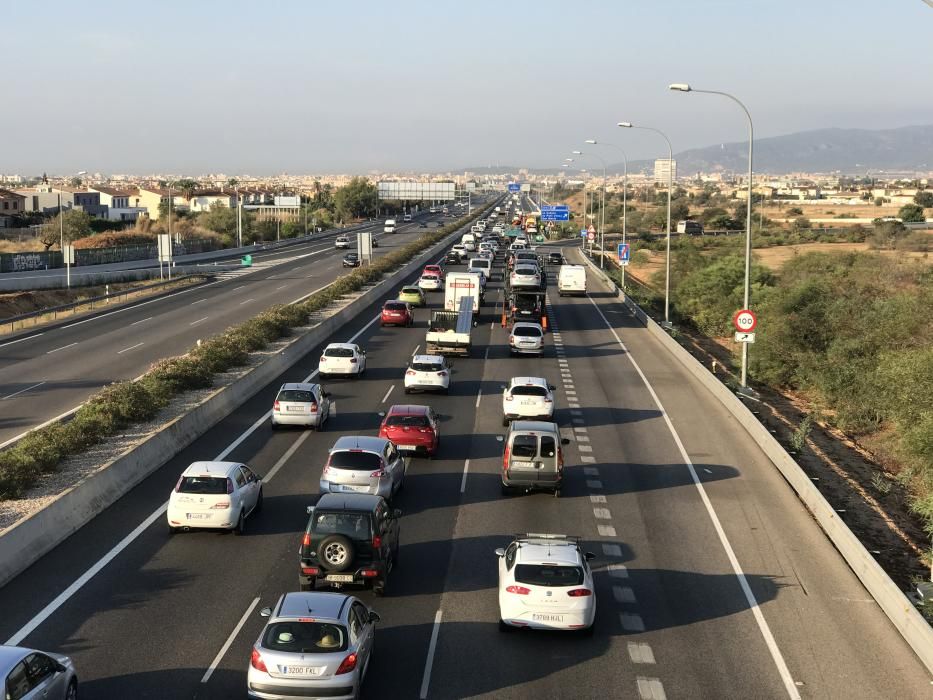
left=548, top=385, right=556, bottom=391
left=561, top=438, right=571, bottom=445
left=259, top=607, right=272, bottom=618
left=254, top=473, right=263, bottom=482
left=496, top=435, right=504, bottom=442
left=378, top=411, right=386, bottom=418
left=54, top=661, right=67, bottom=674
left=368, top=611, right=381, bottom=624
left=585, top=552, right=596, bottom=561
left=306, top=506, right=315, bottom=515
left=494, top=548, right=506, bottom=557
left=323, top=391, right=331, bottom=398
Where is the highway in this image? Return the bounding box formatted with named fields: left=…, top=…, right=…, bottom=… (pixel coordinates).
left=0, top=233, right=928, bottom=699
left=0, top=208, right=476, bottom=447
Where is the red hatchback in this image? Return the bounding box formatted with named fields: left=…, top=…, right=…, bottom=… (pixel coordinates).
left=381, top=300, right=414, bottom=327
left=423, top=264, right=444, bottom=279
left=378, top=404, right=440, bottom=458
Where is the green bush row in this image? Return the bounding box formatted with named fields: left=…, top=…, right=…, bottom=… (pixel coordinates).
left=0, top=209, right=487, bottom=501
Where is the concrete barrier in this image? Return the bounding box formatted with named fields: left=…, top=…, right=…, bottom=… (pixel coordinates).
left=573, top=247, right=933, bottom=675
left=0, top=206, right=495, bottom=588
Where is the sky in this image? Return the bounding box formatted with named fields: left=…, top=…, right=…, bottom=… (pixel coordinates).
left=3, top=0, right=933, bottom=175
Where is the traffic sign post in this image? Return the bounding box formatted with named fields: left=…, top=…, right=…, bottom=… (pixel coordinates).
left=617, top=243, right=630, bottom=266
left=734, top=332, right=756, bottom=343
left=732, top=308, right=757, bottom=333
left=508, top=183, right=521, bottom=193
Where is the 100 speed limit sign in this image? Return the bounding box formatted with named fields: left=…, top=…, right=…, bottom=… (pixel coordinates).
left=732, top=309, right=757, bottom=333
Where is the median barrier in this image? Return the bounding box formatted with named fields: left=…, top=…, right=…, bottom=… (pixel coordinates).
left=572, top=247, right=933, bottom=675
left=0, top=203, right=497, bottom=588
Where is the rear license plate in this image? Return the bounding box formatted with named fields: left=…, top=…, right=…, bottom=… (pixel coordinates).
left=512, top=461, right=534, bottom=469
left=186, top=513, right=209, bottom=520
left=341, top=484, right=369, bottom=492
left=283, top=665, right=323, bottom=676
left=532, top=613, right=564, bottom=622
left=286, top=406, right=303, bottom=412
left=325, top=574, right=354, bottom=583
left=397, top=444, right=417, bottom=451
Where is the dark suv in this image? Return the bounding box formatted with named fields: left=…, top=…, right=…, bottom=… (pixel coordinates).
left=299, top=493, right=400, bottom=596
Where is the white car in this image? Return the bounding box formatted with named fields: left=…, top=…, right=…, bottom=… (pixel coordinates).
left=451, top=244, right=468, bottom=260
left=509, top=322, right=544, bottom=355
left=502, top=376, right=554, bottom=425
left=510, top=265, right=541, bottom=289
left=335, top=236, right=350, bottom=249
left=515, top=235, right=528, bottom=246
left=496, top=534, right=596, bottom=633
left=318, top=342, right=366, bottom=379
left=271, top=382, right=331, bottom=430
left=419, top=274, right=444, bottom=291
left=167, top=461, right=263, bottom=535
left=404, top=354, right=450, bottom=394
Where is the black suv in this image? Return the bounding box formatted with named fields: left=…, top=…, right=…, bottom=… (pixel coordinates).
left=299, top=493, right=400, bottom=596
left=547, top=251, right=564, bottom=266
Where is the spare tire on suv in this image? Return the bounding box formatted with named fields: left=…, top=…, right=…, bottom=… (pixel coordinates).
left=317, top=534, right=355, bottom=572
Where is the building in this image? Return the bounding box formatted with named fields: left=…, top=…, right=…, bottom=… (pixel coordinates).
left=654, top=159, right=677, bottom=184
left=89, top=186, right=147, bottom=222
left=51, top=187, right=109, bottom=218
left=186, top=190, right=235, bottom=213
left=134, top=187, right=173, bottom=220
left=0, top=189, right=27, bottom=226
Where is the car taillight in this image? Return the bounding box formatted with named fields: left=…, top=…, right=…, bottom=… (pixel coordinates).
left=250, top=648, right=268, bottom=672
left=568, top=588, right=593, bottom=597
left=371, top=534, right=382, bottom=548
left=438, top=371, right=448, bottom=377
left=503, top=445, right=510, bottom=470
left=301, top=566, right=319, bottom=575
left=335, top=653, right=358, bottom=675
left=506, top=585, right=531, bottom=595
left=226, top=478, right=234, bottom=494
left=211, top=499, right=231, bottom=509
left=309, top=403, right=318, bottom=413
left=322, top=465, right=330, bottom=477
left=509, top=337, right=515, bottom=345
left=273, top=400, right=280, bottom=411
left=370, top=469, right=385, bottom=478
left=505, top=394, right=513, bottom=401
left=360, top=569, right=380, bottom=578
left=320, top=356, right=327, bottom=362
left=302, top=533, right=311, bottom=547
left=350, top=358, right=358, bottom=363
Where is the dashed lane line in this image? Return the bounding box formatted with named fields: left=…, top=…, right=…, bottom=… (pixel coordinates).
left=381, top=385, right=395, bottom=403
left=460, top=459, right=470, bottom=493
left=419, top=609, right=443, bottom=699
left=614, top=586, right=637, bottom=604
left=628, top=643, right=657, bottom=665
left=621, top=612, right=646, bottom=632
left=636, top=677, right=667, bottom=700
left=46, top=342, right=78, bottom=354
left=117, top=342, right=144, bottom=355
left=201, top=596, right=260, bottom=683
left=597, top=525, right=617, bottom=537
left=1, top=381, right=46, bottom=401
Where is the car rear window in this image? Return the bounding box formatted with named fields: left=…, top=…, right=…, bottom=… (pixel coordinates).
left=385, top=415, right=429, bottom=428
left=278, top=390, right=315, bottom=402
left=178, top=476, right=228, bottom=494
left=515, top=267, right=537, bottom=275
left=329, top=450, right=382, bottom=470
left=511, top=385, right=547, bottom=396
left=411, top=362, right=442, bottom=372
left=311, top=511, right=372, bottom=539
left=325, top=347, right=353, bottom=358
left=513, top=327, right=542, bottom=337
left=262, top=621, right=349, bottom=653
left=385, top=302, right=407, bottom=311
left=402, top=287, right=419, bottom=294
left=515, top=564, right=584, bottom=587
left=510, top=434, right=538, bottom=458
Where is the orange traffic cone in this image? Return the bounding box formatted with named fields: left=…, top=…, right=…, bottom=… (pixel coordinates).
left=542, top=315, right=548, bottom=331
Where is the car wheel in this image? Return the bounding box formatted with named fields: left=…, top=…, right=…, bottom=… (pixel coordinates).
left=403, top=387, right=411, bottom=395
left=234, top=510, right=246, bottom=536
left=373, top=578, right=387, bottom=597
left=65, top=679, right=77, bottom=700
left=254, top=488, right=264, bottom=514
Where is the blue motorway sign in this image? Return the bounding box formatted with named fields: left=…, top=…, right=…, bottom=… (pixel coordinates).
left=508, top=183, right=521, bottom=193
left=541, top=204, right=570, bottom=212
left=618, top=243, right=630, bottom=261
left=540, top=210, right=570, bottom=221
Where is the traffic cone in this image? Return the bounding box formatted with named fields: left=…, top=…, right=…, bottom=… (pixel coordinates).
left=542, top=315, right=548, bottom=331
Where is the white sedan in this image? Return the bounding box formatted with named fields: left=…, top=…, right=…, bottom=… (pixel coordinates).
left=318, top=342, right=366, bottom=379
left=419, top=274, right=444, bottom=291
left=496, top=534, right=596, bottom=633
left=404, top=354, right=450, bottom=394
left=167, top=461, right=263, bottom=535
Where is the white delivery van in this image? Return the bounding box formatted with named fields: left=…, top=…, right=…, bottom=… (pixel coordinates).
left=461, top=233, right=477, bottom=252
left=557, top=264, right=587, bottom=296
left=468, top=257, right=492, bottom=279
left=445, top=272, right=483, bottom=314
left=384, top=219, right=397, bottom=233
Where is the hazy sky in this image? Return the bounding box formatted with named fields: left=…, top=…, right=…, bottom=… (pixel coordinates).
left=4, top=0, right=932, bottom=175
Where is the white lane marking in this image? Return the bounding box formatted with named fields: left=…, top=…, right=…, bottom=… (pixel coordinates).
left=419, top=609, right=443, bottom=699
left=275, top=285, right=288, bottom=291
left=411, top=344, right=420, bottom=356
left=581, top=456, right=596, bottom=464
left=117, top=342, right=144, bottom=355
left=579, top=445, right=593, bottom=453
left=265, top=431, right=312, bottom=483
left=238, top=298, right=255, bottom=305
left=329, top=401, right=337, bottom=418
left=1, top=381, right=46, bottom=401
left=614, top=586, right=637, bottom=604
left=570, top=409, right=583, bottom=416
left=574, top=426, right=587, bottom=433
left=586, top=479, right=603, bottom=489
left=583, top=467, right=599, bottom=476
left=190, top=298, right=207, bottom=305
left=475, top=389, right=482, bottom=409
left=460, top=459, right=470, bottom=493
left=636, top=677, right=667, bottom=700
left=484, top=347, right=490, bottom=360
left=597, top=525, right=617, bottom=537
left=232, top=285, right=246, bottom=291
left=608, top=563, right=629, bottom=578
left=587, top=294, right=801, bottom=699
left=577, top=435, right=590, bottom=443
left=381, top=385, right=395, bottom=403
left=593, top=508, right=612, bottom=520
left=569, top=402, right=580, bottom=409
left=628, top=642, right=656, bottom=665
left=201, top=596, right=260, bottom=683
left=572, top=418, right=584, bottom=425
left=130, top=316, right=153, bottom=326
left=46, top=342, right=78, bottom=354
left=0, top=333, right=44, bottom=349
left=190, top=316, right=209, bottom=326
left=59, top=280, right=220, bottom=329
left=620, top=612, right=645, bottom=632
left=589, top=495, right=607, bottom=504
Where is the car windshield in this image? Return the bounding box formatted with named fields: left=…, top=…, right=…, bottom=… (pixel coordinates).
left=329, top=450, right=382, bottom=470
left=510, top=435, right=538, bottom=458
left=385, top=303, right=407, bottom=311
left=178, top=476, right=228, bottom=494
left=324, top=347, right=354, bottom=358
left=513, top=327, right=542, bottom=338
left=515, top=564, right=584, bottom=587
left=311, top=511, right=372, bottom=538
left=278, top=390, right=315, bottom=402
left=385, top=415, right=429, bottom=428
left=511, top=385, right=547, bottom=397
left=262, top=621, right=349, bottom=654
left=411, top=362, right=443, bottom=372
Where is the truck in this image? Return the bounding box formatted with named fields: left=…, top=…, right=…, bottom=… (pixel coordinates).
left=523, top=212, right=540, bottom=233
left=444, top=272, right=483, bottom=315
left=504, top=288, right=547, bottom=329
left=426, top=296, right=474, bottom=356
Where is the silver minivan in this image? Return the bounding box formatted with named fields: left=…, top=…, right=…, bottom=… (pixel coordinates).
left=501, top=421, right=569, bottom=497
left=320, top=436, right=406, bottom=501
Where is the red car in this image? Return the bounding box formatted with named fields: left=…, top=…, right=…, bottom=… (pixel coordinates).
left=378, top=404, right=440, bottom=458
left=422, top=264, right=444, bottom=279
left=381, top=300, right=414, bottom=327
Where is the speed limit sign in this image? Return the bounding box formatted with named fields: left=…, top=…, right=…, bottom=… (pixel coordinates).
left=732, top=308, right=757, bottom=333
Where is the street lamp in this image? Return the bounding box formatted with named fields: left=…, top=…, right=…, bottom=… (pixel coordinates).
left=618, top=121, right=674, bottom=327
left=670, top=82, right=755, bottom=391
left=586, top=139, right=629, bottom=287
left=573, top=149, right=608, bottom=268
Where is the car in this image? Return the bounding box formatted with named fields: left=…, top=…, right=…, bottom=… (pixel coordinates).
left=167, top=461, right=263, bottom=534
left=419, top=221, right=428, bottom=228
left=381, top=300, right=414, bottom=327
left=547, top=251, right=564, bottom=265
left=450, top=244, right=468, bottom=260
left=515, top=235, right=528, bottom=246
left=378, top=404, right=440, bottom=458
left=0, top=645, right=78, bottom=700
left=318, top=343, right=366, bottom=380
left=495, top=534, right=596, bottom=633
left=422, top=264, right=444, bottom=279
left=342, top=253, right=360, bottom=268
left=445, top=251, right=462, bottom=265
left=509, top=322, right=544, bottom=355
left=404, top=354, right=450, bottom=394
left=419, top=273, right=443, bottom=292
left=510, top=265, right=542, bottom=289
left=429, top=207, right=437, bottom=213
left=298, top=493, right=400, bottom=596
left=502, top=376, right=554, bottom=425
left=398, top=286, right=425, bottom=307
left=320, top=436, right=406, bottom=500
left=335, top=235, right=350, bottom=249
left=271, top=382, right=331, bottom=430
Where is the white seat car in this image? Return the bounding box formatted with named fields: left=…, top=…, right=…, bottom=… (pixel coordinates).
left=510, top=265, right=541, bottom=289
left=271, top=382, right=331, bottom=430
left=509, top=322, right=544, bottom=355
left=502, top=376, right=555, bottom=425
left=404, top=354, right=450, bottom=394
left=496, top=534, right=596, bottom=633
left=318, top=343, right=366, bottom=379
left=320, top=436, right=406, bottom=500
left=167, top=461, right=263, bottom=535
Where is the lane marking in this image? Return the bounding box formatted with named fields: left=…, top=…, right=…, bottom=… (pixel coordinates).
left=201, top=596, right=260, bottom=683
left=117, top=342, right=144, bottom=355
left=265, top=431, right=313, bottom=483
left=597, top=525, right=617, bottom=537
left=620, top=612, right=645, bottom=632
left=583, top=467, right=599, bottom=476
left=46, top=342, right=78, bottom=354
left=602, top=544, right=623, bottom=557
left=608, top=563, right=629, bottom=578
left=232, top=285, right=246, bottom=291
left=0, top=333, right=44, bottom=349
left=419, top=609, right=443, bottom=699
left=329, top=401, right=337, bottom=418
left=628, top=642, right=656, bottom=665
left=589, top=495, right=607, bottom=504
left=636, top=677, right=667, bottom=700
left=460, top=459, right=470, bottom=493
left=238, top=298, right=255, bottom=305
left=587, top=294, right=801, bottom=699
left=130, top=317, right=153, bottom=326
left=579, top=445, right=593, bottom=453
left=59, top=280, right=221, bottom=329
left=381, top=385, right=395, bottom=403
left=593, top=508, right=612, bottom=520
left=1, top=381, right=46, bottom=401
left=411, top=344, right=420, bottom=356
left=568, top=402, right=580, bottom=409
left=475, top=389, right=482, bottom=409
left=275, top=285, right=288, bottom=291
left=190, top=298, right=207, bottom=305
left=484, top=347, right=490, bottom=360
left=614, top=586, right=637, bottom=604
left=190, top=316, right=209, bottom=326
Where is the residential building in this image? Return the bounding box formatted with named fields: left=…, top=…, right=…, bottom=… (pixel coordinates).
left=135, top=187, right=173, bottom=220
left=0, top=189, right=27, bottom=226
left=52, top=187, right=109, bottom=218
left=89, top=186, right=147, bottom=221
left=187, top=190, right=235, bottom=212
left=654, top=159, right=677, bottom=184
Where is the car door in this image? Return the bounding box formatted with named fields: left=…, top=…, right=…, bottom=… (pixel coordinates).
left=242, top=466, right=263, bottom=512
left=317, top=385, right=330, bottom=422
left=538, top=434, right=559, bottom=485
left=350, top=602, right=375, bottom=672
left=232, top=467, right=251, bottom=514
left=385, top=444, right=403, bottom=491
left=23, top=653, right=65, bottom=699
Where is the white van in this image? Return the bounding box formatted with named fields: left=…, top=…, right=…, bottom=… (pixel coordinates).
left=557, top=264, right=587, bottom=296
left=461, top=233, right=477, bottom=252
left=384, top=219, right=397, bottom=233
left=468, top=257, right=492, bottom=278
left=403, top=214, right=412, bottom=223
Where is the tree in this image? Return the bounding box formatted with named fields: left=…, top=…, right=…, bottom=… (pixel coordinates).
left=333, top=177, right=378, bottom=220
left=786, top=206, right=803, bottom=216
left=898, top=203, right=925, bottom=223
left=38, top=210, right=93, bottom=250
left=173, top=178, right=198, bottom=202
left=873, top=197, right=884, bottom=207
left=69, top=176, right=83, bottom=187
left=198, top=202, right=238, bottom=239
left=914, top=191, right=933, bottom=208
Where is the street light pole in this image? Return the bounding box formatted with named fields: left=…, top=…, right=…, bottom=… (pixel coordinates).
left=58, top=192, right=70, bottom=289
left=573, top=149, right=607, bottom=268
left=670, top=83, right=755, bottom=389
left=587, top=140, right=629, bottom=288
left=619, top=122, right=673, bottom=327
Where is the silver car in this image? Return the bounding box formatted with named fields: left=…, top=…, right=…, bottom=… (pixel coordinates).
left=271, top=382, right=331, bottom=430
left=320, top=436, right=406, bottom=501
left=0, top=645, right=77, bottom=700
left=248, top=592, right=378, bottom=700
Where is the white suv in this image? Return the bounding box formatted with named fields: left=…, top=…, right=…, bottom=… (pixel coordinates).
left=404, top=354, right=450, bottom=394
left=502, top=376, right=555, bottom=426
left=496, top=534, right=596, bottom=633
left=167, top=461, right=263, bottom=535
left=319, top=343, right=366, bottom=379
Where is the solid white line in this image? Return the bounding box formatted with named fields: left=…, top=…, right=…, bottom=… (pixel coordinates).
left=484, top=346, right=490, bottom=360
left=232, top=285, right=246, bottom=291
left=381, top=385, right=395, bottom=403
left=116, top=342, right=144, bottom=355
left=130, top=316, right=153, bottom=326
left=46, top=342, right=77, bottom=354
left=238, top=298, right=255, bottom=305
left=419, top=609, right=443, bottom=699
left=265, top=430, right=312, bottom=483
left=60, top=281, right=214, bottom=329
left=460, top=459, right=470, bottom=493
left=474, top=389, right=482, bottom=409
left=290, top=281, right=336, bottom=306
left=190, top=316, right=209, bottom=326
left=1, top=381, right=45, bottom=401
left=0, top=333, right=44, bottom=349
left=587, top=294, right=801, bottom=699
left=190, top=298, right=207, bottom=305
left=275, top=285, right=288, bottom=291
left=411, top=344, right=420, bottom=356
left=201, top=596, right=260, bottom=683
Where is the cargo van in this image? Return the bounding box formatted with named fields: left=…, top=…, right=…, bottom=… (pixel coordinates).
left=468, top=257, right=492, bottom=279
left=677, top=220, right=704, bottom=235
left=384, top=219, right=397, bottom=233
left=557, top=264, right=586, bottom=296
left=461, top=233, right=477, bottom=252
left=501, top=421, right=570, bottom=497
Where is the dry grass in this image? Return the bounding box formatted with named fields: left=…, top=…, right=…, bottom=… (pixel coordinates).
left=0, top=239, right=47, bottom=254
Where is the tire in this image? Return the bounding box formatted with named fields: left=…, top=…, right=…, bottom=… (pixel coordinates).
left=234, top=510, right=246, bottom=536
left=317, top=534, right=355, bottom=572
left=65, top=679, right=77, bottom=700
left=373, top=578, right=387, bottom=597
left=254, top=488, right=264, bottom=514
left=404, top=387, right=411, bottom=395
left=443, top=387, right=449, bottom=395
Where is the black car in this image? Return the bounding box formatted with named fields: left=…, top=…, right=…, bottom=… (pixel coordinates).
left=445, top=251, right=462, bottom=265
left=419, top=221, right=428, bottom=228
left=343, top=253, right=360, bottom=267
left=547, top=251, right=564, bottom=265
left=299, top=493, right=401, bottom=596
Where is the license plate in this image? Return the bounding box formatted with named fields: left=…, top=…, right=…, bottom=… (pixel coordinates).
left=186, top=513, right=209, bottom=520
left=341, top=484, right=369, bottom=492
left=325, top=574, right=354, bottom=583
left=532, top=613, right=564, bottom=622
left=397, top=444, right=417, bottom=451
left=512, top=461, right=534, bottom=469
left=286, top=406, right=303, bottom=412
left=283, top=665, right=323, bottom=676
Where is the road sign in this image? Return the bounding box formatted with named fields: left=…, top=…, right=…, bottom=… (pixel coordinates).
left=508, top=183, right=521, bottom=193
left=157, top=234, right=172, bottom=263
left=587, top=225, right=596, bottom=234
left=540, top=210, right=569, bottom=221
left=580, top=230, right=587, bottom=238
left=587, top=232, right=595, bottom=241
left=732, top=308, right=757, bottom=333
left=541, top=205, right=569, bottom=212
left=734, top=332, right=756, bottom=343
left=617, top=243, right=630, bottom=262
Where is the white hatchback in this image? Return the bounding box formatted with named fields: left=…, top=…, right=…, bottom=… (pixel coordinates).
left=509, top=322, right=544, bottom=355
left=419, top=274, right=443, bottom=291
left=319, top=343, right=366, bottom=379
left=404, top=354, right=450, bottom=394
left=496, top=534, right=596, bottom=633
left=167, top=461, right=263, bottom=535
left=502, top=376, right=554, bottom=425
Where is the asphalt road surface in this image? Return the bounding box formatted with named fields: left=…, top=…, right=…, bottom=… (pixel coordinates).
left=0, top=240, right=928, bottom=699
